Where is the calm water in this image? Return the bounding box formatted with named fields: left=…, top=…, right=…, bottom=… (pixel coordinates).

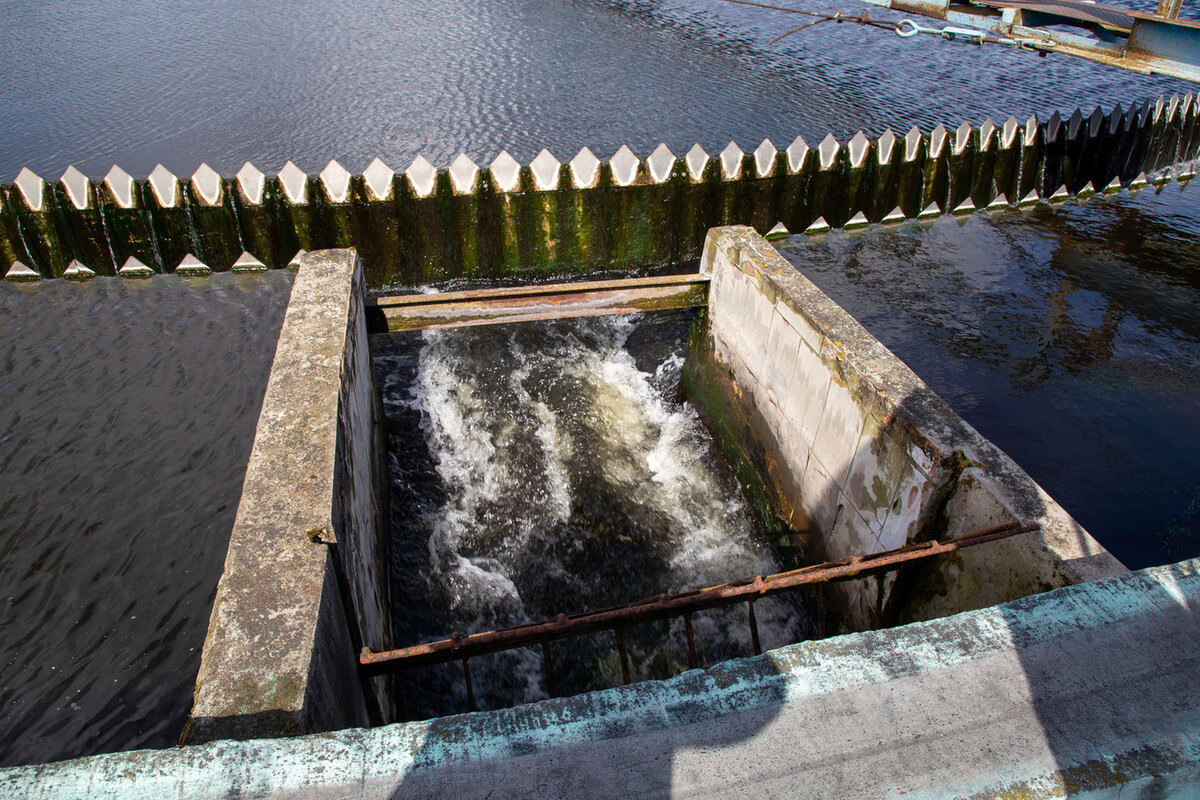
left=781, top=185, right=1200, bottom=570
left=0, top=0, right=1196, bottom=179
left=372, top=313, right=807, bottom=718
left=0, top=273, right=292, bottom=766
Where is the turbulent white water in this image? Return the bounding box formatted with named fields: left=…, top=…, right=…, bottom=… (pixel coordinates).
left=375, top=312, right=808, bottom=717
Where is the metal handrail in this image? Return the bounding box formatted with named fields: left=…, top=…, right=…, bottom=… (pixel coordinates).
left=360, top=522, right=1039, bottom=706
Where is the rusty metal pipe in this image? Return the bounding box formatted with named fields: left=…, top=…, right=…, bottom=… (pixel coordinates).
left=684, top=613, right=698, bottom=669
left=360, top=522, right=1038, bottom=673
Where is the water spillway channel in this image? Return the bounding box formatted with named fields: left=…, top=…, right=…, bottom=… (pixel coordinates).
left=371, top=310, right=811, bottom=718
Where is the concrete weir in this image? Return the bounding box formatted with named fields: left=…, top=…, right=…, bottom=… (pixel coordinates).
left=684, top=227, right=1125, bottom=629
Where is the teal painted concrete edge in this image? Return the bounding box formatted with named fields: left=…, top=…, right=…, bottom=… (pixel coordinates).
left=3, top=556, right=1198, bottom=799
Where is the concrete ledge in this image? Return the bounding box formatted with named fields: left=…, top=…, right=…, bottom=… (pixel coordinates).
left=182, top=249, right=389, bottom=744
left=4, top=557, right=1197, bottom=798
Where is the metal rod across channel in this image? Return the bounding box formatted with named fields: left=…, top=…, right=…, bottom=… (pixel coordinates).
left=361, top=522, right=1039, bottom=679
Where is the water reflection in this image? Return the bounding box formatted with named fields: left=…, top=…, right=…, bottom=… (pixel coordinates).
left=780, top=185, right=1200, bottom=569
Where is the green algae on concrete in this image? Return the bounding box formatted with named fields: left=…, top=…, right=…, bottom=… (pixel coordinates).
left=3, top=104, right=1196, bottom=285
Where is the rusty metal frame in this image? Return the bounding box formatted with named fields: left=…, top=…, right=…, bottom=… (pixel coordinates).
left=360, top=522, right=1039, bottom=706
left=371, top=274, right=710, bottom=332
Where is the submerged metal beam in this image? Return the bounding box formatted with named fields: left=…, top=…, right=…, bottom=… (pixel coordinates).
left=359, top=522, right=1038, bottom=673
left=372, top=274, right=709, bottom=331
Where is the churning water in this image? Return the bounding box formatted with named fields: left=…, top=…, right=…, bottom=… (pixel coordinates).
left=372, top=311, right=809, bottom=718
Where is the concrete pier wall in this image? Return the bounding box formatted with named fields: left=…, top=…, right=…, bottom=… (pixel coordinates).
left=687, top=227, right=1126, bottom=630
left=4, top=556, right=1197, bottom=799
left=4, top=97, right=1199, bottom=287
left=182, top=249, right=393, bottom=744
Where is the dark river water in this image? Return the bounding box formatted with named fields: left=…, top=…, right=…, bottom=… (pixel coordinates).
left=2, top=0, right=1200, bottom=768
left=0, top=273, right=292, bottom=767
left=0, top=0, right=1197, bottom=179
left=781, top=185, right=1200, bottom=571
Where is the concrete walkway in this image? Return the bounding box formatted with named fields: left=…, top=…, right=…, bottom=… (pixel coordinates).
left=5, top=558, right=1199, bottom=799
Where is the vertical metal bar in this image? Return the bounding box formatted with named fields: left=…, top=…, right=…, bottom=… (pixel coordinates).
left=542, top=640, right=554, bottom=698
left=816, top=586, right=827, bottom=639
left=748, top=599, right=762, bottom=656
left=462, top=655, right=477, bottom=712
left=684, top=613, right=699, bottom=669
left=615, top=627, right=632, bottom=685
left=1158, top=0, right=1182, bottom=20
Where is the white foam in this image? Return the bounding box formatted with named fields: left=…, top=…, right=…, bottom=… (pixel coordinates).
left=404, top=314, right=806, bottom=702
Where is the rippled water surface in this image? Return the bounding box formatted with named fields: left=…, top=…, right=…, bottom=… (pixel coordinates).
left=373, top=313, right=808, bottom=718
left=0, top=273, right=292, bottom=766
left=781, top=186, right=1200, bottom=570
left=0, top=0, right=1196, bottom=178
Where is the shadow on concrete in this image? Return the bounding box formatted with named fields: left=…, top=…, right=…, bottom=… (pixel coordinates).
left=378, top=653, right=787, bottom=799
left=996, top=570, right=1200, bottom=797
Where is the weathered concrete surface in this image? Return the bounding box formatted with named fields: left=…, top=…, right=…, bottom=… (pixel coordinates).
left=4, top=557, right=1197, bottom=799
left=3, top=101, right=1194, bottom=284
left=182, top=248, right=391, bottom=744
left=688, top=226, right=1125, bottom=630
left=332, top=254, right=395, bottom=722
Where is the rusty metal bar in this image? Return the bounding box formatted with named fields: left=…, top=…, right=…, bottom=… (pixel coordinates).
left=361, top=522, right=1037, bottom=673
left=684, top=613, right=699, bottom=669
left=748, top=598, right=762, bottom=656
left=615, top=628, right=632, bottom=685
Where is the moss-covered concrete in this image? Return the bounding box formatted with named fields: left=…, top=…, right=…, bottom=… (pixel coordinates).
left=3, top=103, right=1193, bottom=286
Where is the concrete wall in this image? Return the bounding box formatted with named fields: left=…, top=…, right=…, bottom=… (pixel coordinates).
left=4, top=97, right=1197, bottom=287
left=182, top=249, right=393, bottom=744
left=4, top=556, right=1197, bottom=799
left=687, top=226, right=1126, bottom=630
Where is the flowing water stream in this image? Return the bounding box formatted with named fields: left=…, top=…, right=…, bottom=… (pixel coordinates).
left=372, top=311, right=810, bottom=718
